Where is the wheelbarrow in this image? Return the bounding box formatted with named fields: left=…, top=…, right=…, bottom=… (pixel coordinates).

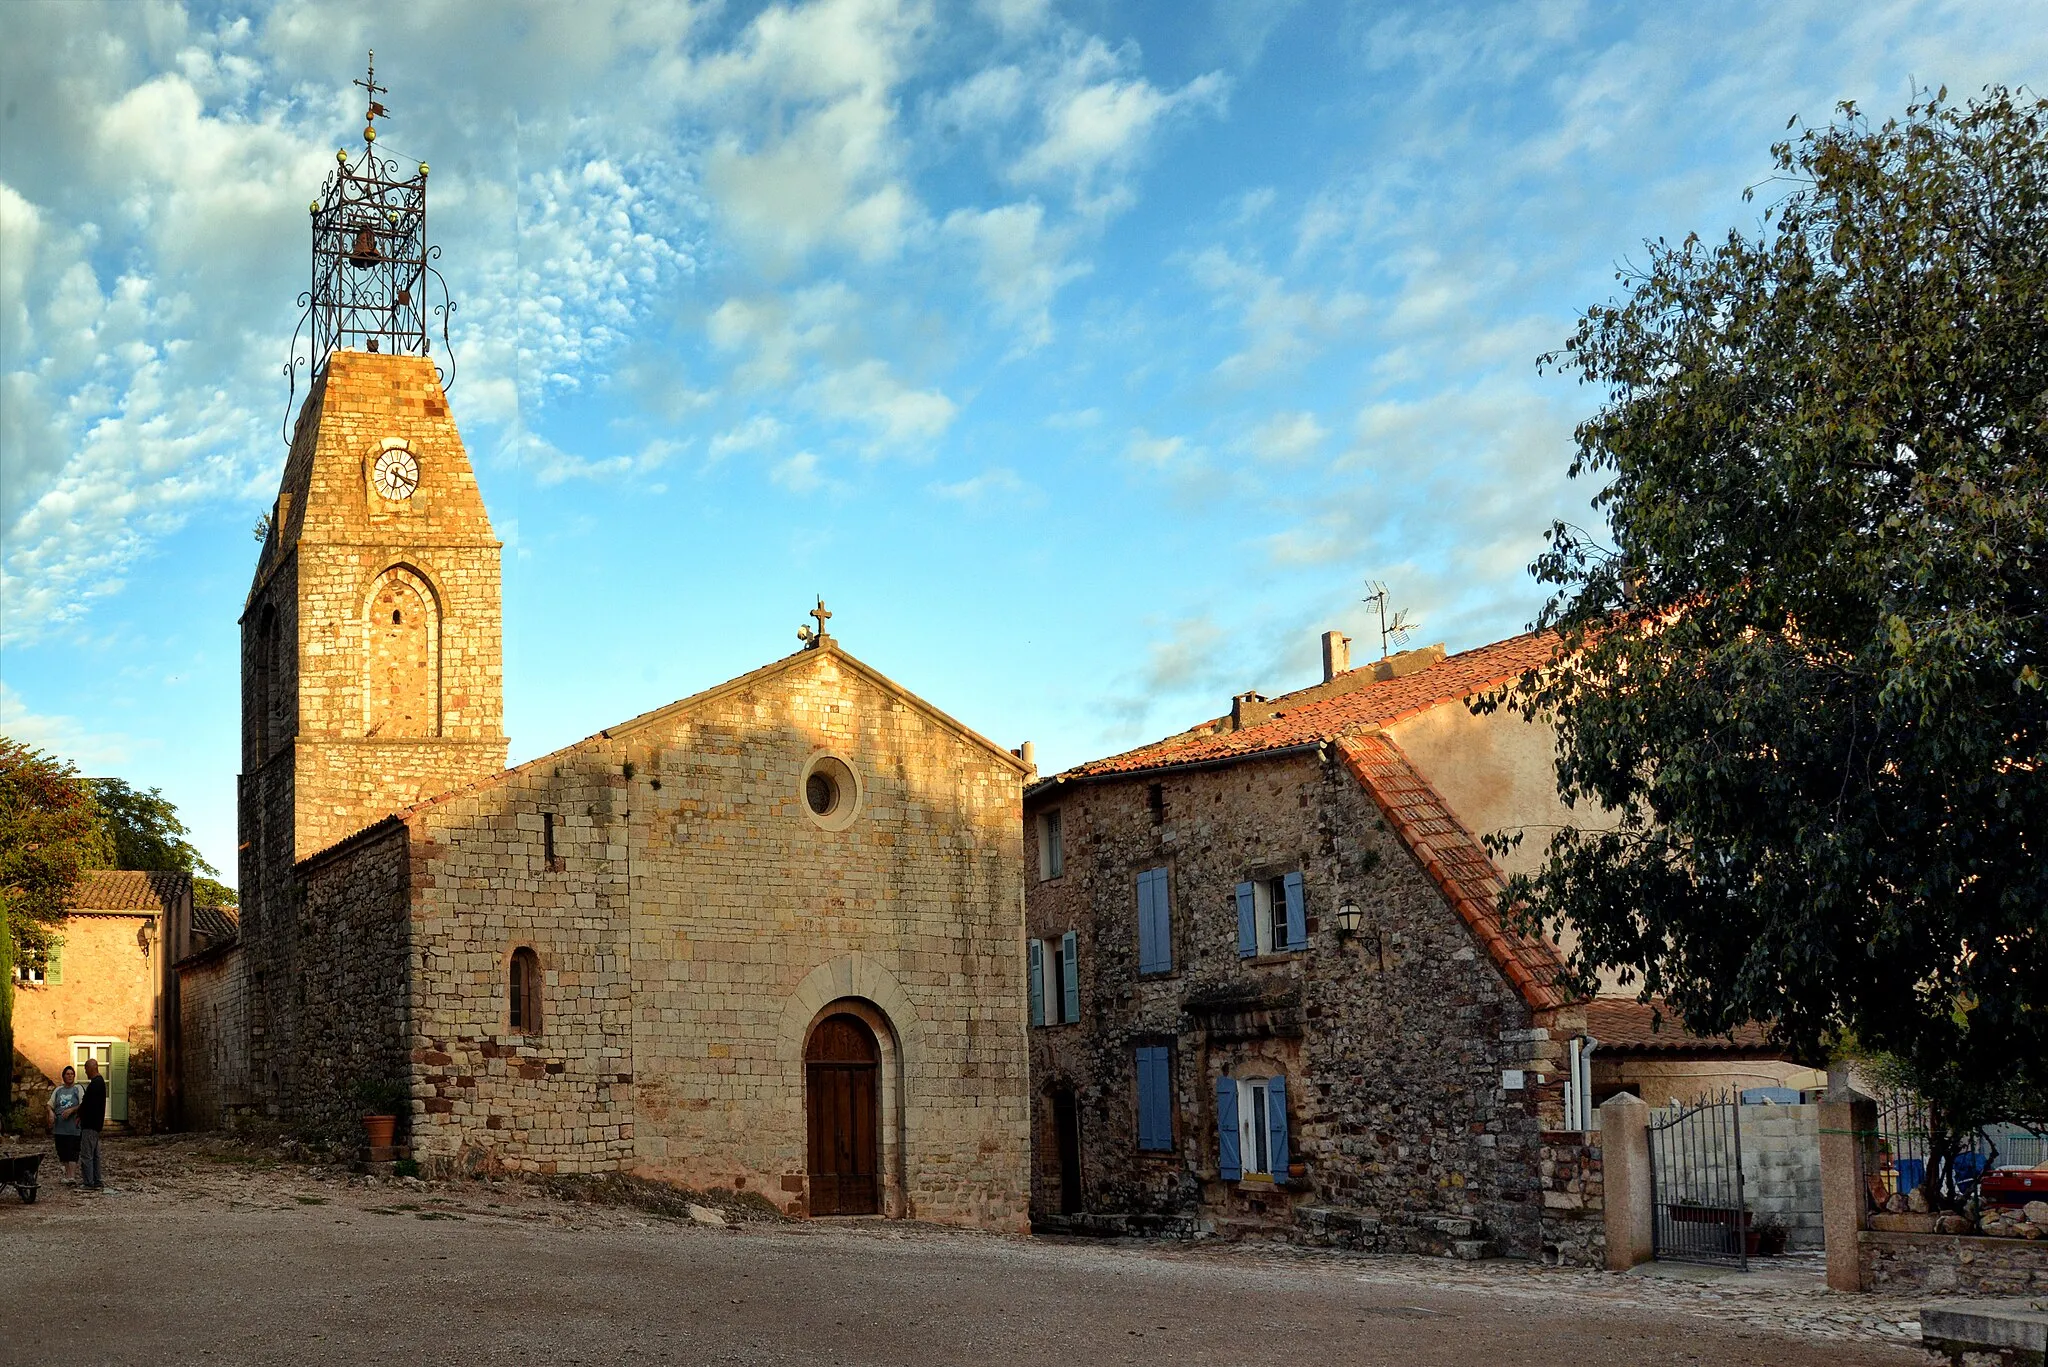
left=1, top=1151, right=43, bottom=1202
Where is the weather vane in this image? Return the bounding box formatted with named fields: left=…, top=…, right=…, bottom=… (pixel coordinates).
left=355, top=50, right=389, bottom=143
left=796, top=598, right=834, bottom=649
left=1362, top=581, right=1418, bottom=659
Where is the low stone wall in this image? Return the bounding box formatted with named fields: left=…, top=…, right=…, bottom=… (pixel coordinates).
left=1742, top=1101, right=1823, bottom=1250
left=1537, top=1133, right=1606, bottom=1267
left=1859, top=1230, right=2048, bottom=1296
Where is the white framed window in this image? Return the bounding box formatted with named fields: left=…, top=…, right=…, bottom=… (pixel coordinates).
left=1037, top=808, right=1064, bottom=881
left=1028, top=930, right=1080, bottom=1026
left=1236, top=872, right=1307, bottom=956
left=70, top=1037, right=130, bottom=1124
left=1239, top=1078, right=1274, bottom=1177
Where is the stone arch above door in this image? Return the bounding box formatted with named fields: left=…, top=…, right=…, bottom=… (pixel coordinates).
left=780, top=955, right=923, bottom=1082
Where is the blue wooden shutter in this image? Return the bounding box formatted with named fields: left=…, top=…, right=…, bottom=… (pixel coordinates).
left=1283, top=871, right=1307, bottom=950
left=1236, top=882, right=1257, bottom=957
left=1267, top=1075, right=1290, bottom=1186
left=1215, top=1076, right=1241, bottom=1180
left=1136, top=1046, right=1172, bottom=1151
left=1061, top=929, right=1081, bottom=1024
left=1027, top=939, right=1045, bottom=1027
left=1138, top=869, right=1172, bottom=974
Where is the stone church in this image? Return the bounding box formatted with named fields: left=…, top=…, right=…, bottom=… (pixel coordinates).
left=178, top=87, right=1030, bottom=1229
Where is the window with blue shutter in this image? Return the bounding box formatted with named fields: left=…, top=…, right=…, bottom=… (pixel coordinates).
left=1282, top=871, right=1307, bottom=950
left=1137, top=868, right=1172, bottom=974
left=1135, top=1046, right=1173, bottom=1151
left=1214, top=1075, right=1241, bottom=1180
left=1267, top=1075, right=1290, bottom=1186
left=1027, top=938, right=1045, bottom=1027
left=1061, top=929, right=1081, bottom=1024
left=1235, top=882, right=1257, bottom=958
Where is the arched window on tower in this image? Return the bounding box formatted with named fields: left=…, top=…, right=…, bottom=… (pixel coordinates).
left=364, top=566, right=441, bottom=738
left=509, top=948, right=541, bottom=1035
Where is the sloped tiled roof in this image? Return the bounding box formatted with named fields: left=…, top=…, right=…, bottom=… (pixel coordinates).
left=1065, top=631, right=1560, bottom=778
left=192, top=904, right=240, bottom=942
left=71, top=870, right=189, bottom=913
left=1584, top=998, right=1781, bottom=1056
left=1335, top=733, right=1570, bottom=1012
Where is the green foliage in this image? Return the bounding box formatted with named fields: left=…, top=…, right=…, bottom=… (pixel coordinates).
left=0, top=738, right=101, bottom=963
left=84, top=777, right=219, bottom=878
left=352, top=1077, right=412, bottom=1114
left=1492, top=88, right=2047, bottom=1131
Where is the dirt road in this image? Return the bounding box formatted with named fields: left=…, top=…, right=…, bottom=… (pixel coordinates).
left=0, top=1136, right=1924, bottom=1366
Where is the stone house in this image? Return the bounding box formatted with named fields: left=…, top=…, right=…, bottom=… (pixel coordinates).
left=179, top=343, right=1031, bottom=1229
left=10, top=870, right=190, bottom=1132
left=1022, top=628, right=1800, bottom=1258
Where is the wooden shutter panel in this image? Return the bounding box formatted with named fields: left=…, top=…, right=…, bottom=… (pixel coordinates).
left=1215, top=1076, right=1241, bottom=1180
left=1235, top=883, right=1257, bottom=958
left=1137, top=869, right=1171, bottom=974
left=1135, top=871, right=1155, bottom=972
left=1267, top=1075, right=1289, bottom=1186
left=1027, top=939, right=1045, bottom=1027
left=46, top=939, right=63, bottom=986
left=1136, top=1047, right=1170, bottom=1151
left=109, top=1040, right=130, bottom=1124
left=1152, top=870, right=1172, bottom=972
left=1061, top=929, right=1081, bottom=1024
left=1283, top=871, right=1307, bottom=950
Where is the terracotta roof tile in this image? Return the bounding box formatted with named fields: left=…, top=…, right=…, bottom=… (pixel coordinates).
left=1583, top=998, right=1780, bottom=1055
left=192, top=904, right=240, bottom=942
left=1335, top=733, right=1570, bottom=1013
left=70, top=870, right=189, bottom=913
left=1065, top=631, right=1560, bottom=778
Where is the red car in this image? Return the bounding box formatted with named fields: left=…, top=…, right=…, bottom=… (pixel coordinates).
left=1978, top=1164, right=2048, bottom=1208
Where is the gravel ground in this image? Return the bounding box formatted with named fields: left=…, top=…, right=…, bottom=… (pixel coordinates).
left=0, top=1134, right=1944, bottom=1366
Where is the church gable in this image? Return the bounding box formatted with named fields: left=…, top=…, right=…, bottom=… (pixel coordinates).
left=391, top=640, right=1030, bottom=1223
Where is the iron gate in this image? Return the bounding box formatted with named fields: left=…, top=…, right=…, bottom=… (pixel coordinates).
left=1648, top=1092, right=1749, bottom=1269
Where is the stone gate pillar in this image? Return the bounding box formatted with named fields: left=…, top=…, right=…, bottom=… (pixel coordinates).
left=1599, top=1092, right=1653, bottom=1270
left=1819, top=1087, right=1876, bottom=1292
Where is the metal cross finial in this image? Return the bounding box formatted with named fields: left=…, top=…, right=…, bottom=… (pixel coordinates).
left=796, top=597, right=833, bottom=649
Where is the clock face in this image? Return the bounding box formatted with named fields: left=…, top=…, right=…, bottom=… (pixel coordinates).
left=372, top=447, right=420, bottom=501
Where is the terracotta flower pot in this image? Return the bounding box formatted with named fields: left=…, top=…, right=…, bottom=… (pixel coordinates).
left=362, top=1114, right=397, bottom=1148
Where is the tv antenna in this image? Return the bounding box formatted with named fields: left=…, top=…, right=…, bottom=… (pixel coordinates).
left=1362, top=581, right=1418, bottom=660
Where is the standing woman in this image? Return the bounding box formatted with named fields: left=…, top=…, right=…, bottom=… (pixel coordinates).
left=48, top=1064, right=83, bottom=1185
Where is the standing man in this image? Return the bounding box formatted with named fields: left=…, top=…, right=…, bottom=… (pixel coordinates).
left=76, top=1056, right=108, bottom=1192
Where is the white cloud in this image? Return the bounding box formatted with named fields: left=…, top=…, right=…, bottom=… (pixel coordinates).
left=810, top=360, right=957, bottom=444
left=0, top=681, right=133, bottom=768
left=1124, top=429, right=1188, bottom=467
left=773, top=450, right=828, bottom=493
left=1013, top=39, right=1227, bottom=216
left=708, top=414, right=787, bottom=463
left=928, top=465, right=1031, bottom=504
left=1239, top=410, right=1326, bottom=463
left=943, top=200, right=1088, bottom=349
left=1187, top=247, right=1368, bottom=383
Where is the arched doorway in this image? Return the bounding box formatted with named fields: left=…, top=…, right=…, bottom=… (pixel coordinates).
left=806, top=1013, right=880, bottom=1215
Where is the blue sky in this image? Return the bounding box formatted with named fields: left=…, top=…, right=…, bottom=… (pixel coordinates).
left=3, top=0, right=2043, bottom=882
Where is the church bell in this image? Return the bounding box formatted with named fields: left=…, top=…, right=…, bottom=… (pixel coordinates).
left=348, top=226, right=381, bottom=269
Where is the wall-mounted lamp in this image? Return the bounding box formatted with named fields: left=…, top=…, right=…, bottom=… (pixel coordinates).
left=1334, top=901, right=1363, bottom=936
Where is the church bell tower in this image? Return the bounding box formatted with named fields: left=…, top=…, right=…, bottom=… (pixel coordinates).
left=238, top=56, right=506, bottom=999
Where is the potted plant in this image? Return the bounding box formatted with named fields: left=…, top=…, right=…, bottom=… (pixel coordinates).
left=353, top=1077, right=410, bottom=1150
left=1754, top=1216, right=1788, bottom=1257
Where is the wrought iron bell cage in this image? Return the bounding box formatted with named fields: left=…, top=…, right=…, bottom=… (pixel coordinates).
left=282, top=55, right=455, bottom=442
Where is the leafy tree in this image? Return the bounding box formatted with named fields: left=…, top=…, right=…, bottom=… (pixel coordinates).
left=1, top=739, right=106, bottom=1084
left=83, top=777, right=237, bottom=908
left=1491, top=89, right=2047, bottom=1163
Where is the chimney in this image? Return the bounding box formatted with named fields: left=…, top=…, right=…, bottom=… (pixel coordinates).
left=1321, top=630, right=1351, bottom=682
left=1014, top=740, right=1036, bottom=772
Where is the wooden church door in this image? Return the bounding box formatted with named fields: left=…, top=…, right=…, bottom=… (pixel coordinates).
left=806, top=1014, right=880, bottom=1215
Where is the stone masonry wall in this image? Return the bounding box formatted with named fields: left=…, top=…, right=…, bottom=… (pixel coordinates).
left=1536, top=1133, right=1605, bottom=1266
left=1025, top=747, right=1548, bottom=1255
left=401, top=648, right=1032, bottom=1230
left=177, top=944, right=252, bottom=1129
left=1859, top=1230, right=2048, bottom=1296
left=295, top=824, right=415, bottom=1143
